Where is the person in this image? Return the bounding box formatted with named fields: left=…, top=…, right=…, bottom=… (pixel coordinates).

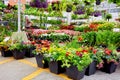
left=25, top=16, right=33, bottom=29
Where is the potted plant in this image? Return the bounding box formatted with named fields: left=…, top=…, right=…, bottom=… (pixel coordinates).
left=105, top=13, right=112, bottom=21
left=33, top=45, right=49, bottom=68
left=0, top=40, right=13, bottom=57
left=9, top=42, right=27, bottom=59
left=24, top=41, right=36, bottom=57
left=85, top=47, right=102, bottom=76
left=48, top=46, right=66, bottom=74
left=100, top=46, right=120, bottom=74
left=62, top=48, right=92, bottom=80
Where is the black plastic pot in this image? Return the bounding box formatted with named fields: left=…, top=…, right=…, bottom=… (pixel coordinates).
left=12, top=49, right=25, bottom=59
left=66, top=65, right=86, bottom=80
left=100, top=59, right=118, bottom=74
left=25, top=47, right=35, bottom=57
left=85, top=61, right=97, bottom=76
left=35, top=54, right=48, bottom=68
left=116, top=46, right=120, bottom=52
left=49, top=61, right=66, bottom=74
left=101, top=61, right=117, bottom=74
left=1, top=49, right=13, bottom=57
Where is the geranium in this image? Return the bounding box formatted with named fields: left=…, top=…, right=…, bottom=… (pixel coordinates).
left=66, top=52, right=70, bottom=57
left=78, top=36, right=83, bottom=42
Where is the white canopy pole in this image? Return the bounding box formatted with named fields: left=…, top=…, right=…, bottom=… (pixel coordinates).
left=18, top=0, right=21, bottom=32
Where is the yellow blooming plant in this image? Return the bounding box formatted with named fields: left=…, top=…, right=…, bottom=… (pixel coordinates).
left=0, top=40, right=12, bottom=51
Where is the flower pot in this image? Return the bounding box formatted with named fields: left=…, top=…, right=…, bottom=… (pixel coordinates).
left=85, top=61, right=97, bottom=76
left=49, top=61, right=66, bottom=74
left=25, top=47, right=35, bottom=57
left=101, top=61, right=117, bottom=74
left=35, top=54, right=48, bottom=68
left=66, top=65, right=86, bottom=80
left=116, top=46, right=120, bottom=52
left=1, top=49, right=13, bottom=57
left=12, top=49, right=25, bottom=59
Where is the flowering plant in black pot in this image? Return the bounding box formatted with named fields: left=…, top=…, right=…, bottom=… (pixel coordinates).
left=9, top=41, right=27, bottom=59
left=48, top=45, right=66, bottom=74
left=0, top=40, right=13, bottom=57
left=24, top=41, right=36, bottom=57
left=100, top=46, right=120, bottom=73
left=61, top=47, right=92, bottom=80
left=33, top=45, right=49, bottom=68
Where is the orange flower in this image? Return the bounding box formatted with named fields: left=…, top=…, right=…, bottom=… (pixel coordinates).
left=78, top=37, right=83, bottom=42
left=66, top=52, right=70, bottom=56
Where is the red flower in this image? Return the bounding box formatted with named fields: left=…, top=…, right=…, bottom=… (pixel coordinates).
left=93, top=49, right=97, bottom=54
left=31, top=41, right=36, bottom=45
left=81, top=49, right=88, bottom=53
left=104, top=48, right=112, bottom=55
left=66, top=52, right=70, bottom=56
left=76, top=51, right=80, bottom=55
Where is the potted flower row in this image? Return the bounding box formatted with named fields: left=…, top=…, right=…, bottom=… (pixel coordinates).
left=0, top=40, right=36, bottom=59
left=34, top=46, right=94, bottom=80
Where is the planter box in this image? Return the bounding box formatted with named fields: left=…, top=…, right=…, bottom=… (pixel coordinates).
left=85, top=61, right=97, bottom=76
left=1, top=49, right=13, bottom=57
left=101, top=61, right=117, bottom=74
left=66, top=65, right=86, bottom=80
left=25, top=47, right=35, bottom=57
left=49, top=61, right=66, bottom=74
left=35, top=54, right=48, bottom=68
left=12, top=49, right=25, bottom=59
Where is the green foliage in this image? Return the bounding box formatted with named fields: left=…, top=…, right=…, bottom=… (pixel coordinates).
left=0, top=27, right=12, bottom=42
left=108, top=0, right=120, bottom=5
left=25, top=7, right=40, bottom=16
left=81, top=30, right=120, bottom=47
left=9, top=42, right=27, bottom=51
left=82, top=31, right=96, bottom=46
left=0, top=2, right=7, bottom=8
left=74, top=24, right=88, bottom=32
left=45, top=20, right=62, bottom=25
left=105, top=13, right=112, bottom=21
left=37, top=33, right=70, bottom=42
left=72, top=14, right=89, bottom=19
left=66, top=39, right=81, bottom=48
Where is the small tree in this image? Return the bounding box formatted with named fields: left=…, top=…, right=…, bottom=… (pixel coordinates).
left=105, top=13, right=112, bottom=21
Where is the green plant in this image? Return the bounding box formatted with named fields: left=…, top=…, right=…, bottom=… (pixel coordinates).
left=9, top=42, right=27, bottom=51
left=74, top=24, right=88, bottom=32
left=97, top=22, right=115, bottom=30
left=82, top=31, right=96, bottom=46
left=105, top=13, right=112, bottom=21
left=61, top=47, right=92, bottom=71
left=0, top=40, right=12, bottom=51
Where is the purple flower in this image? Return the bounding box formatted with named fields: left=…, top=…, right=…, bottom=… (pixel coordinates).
left=42, top=2, right=48, bottom=8
left=30, top=2, right=36, bottom=7
left=74, top=9, right=85, bottom=15
left=36, top=2, right=43, bottom=8
left=92, top=11, right=101, bottom=17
